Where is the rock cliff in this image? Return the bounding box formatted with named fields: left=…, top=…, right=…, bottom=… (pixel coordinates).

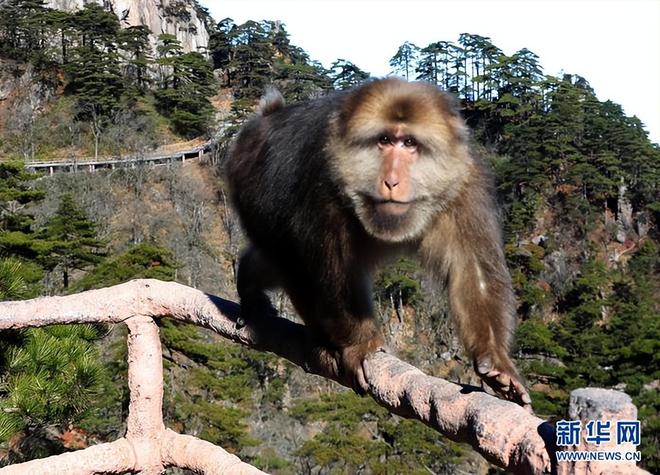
left=46, top=0, right=211, bottom=53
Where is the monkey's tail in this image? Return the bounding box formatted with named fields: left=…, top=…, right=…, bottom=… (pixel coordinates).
left=257, top=87, right=285, bottom=116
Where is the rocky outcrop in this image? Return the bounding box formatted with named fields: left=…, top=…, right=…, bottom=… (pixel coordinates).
left=0, top=60, right=54, bottom=144
left=559, top=388, right=648, bottom=475
left=46, top=0, right=211, bottom=53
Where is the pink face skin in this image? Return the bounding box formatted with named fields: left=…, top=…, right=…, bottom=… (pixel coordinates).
left=374, top=129, right=419, bottom=217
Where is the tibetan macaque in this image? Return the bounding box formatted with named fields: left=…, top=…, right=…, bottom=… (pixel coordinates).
left=225, top=78, right=532, bottom=410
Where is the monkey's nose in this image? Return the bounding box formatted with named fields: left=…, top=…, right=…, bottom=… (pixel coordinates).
left=384, top=178, right=399, bottom=190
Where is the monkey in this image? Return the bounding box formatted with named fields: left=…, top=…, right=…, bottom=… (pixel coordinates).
left=225, top=78, right=532, bottom=410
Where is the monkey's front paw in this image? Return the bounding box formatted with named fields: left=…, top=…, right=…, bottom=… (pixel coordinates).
left=474, top=356, right=533, bottom=412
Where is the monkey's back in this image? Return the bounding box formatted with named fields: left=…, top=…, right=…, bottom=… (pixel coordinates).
left=225, top=92, right=362, bottom=276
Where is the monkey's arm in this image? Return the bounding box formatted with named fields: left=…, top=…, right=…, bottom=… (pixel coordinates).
left=420, top=179, right=532, bottom=411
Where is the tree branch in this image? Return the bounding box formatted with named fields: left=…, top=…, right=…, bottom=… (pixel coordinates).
left=0, top=279, right=554, bottom=474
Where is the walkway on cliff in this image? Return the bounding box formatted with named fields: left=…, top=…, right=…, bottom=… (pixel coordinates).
left=24, top=140, right=215, bottom=175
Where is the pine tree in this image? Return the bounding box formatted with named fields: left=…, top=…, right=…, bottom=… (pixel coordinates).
left=64, top=3, right=123, bottom=159
left=37, top=194, right=105, bottom=290
left=229, top=21, right=274, bottom=98
left=0, top=171, right=108, bottom=464
left=209, top=17, right=236, bottom=84
left=155, top=33, right=184, bottom=89
left=276, top=61, right=332, bottom=101
left=0, top=323, right=109, bottom=463
left=415, top=42, right=451, bottom=86
left=67, top=2, right=119, bottom=49
left=155, top=41, right=216, bottom=138
left=0, top=0, right=48, bottom=61
left=71, top=243, right=176, bottom=291
left=118, top=25, right=152, bottom=93
left=389, top=42, right=419, bottom=80
left=330, top=59, right=369, bottom=90
left=0, top=161, right=47, bottom=291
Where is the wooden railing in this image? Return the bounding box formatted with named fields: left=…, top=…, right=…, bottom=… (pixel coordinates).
left=0, top=280, right=649, bottom=474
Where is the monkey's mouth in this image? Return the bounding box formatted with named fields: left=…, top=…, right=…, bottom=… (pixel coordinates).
left=356, top=194, right=431, bottom=241
left=374, top=200, right=412, bottom=216
left=360, top=194, right=416, bottom=217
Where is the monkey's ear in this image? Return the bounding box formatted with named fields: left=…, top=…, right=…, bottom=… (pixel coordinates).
left=435, top=89, right=462, bottom=118
left=257, top=86, right=285, bottom=116
left=433, top=90, right=470, bottom=143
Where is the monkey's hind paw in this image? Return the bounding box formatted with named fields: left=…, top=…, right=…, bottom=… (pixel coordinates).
left=308, top=339, right=383, bottom=395
left=236, top=296, right=278, bottom=329
left=338, top=336, right=385, bottom=396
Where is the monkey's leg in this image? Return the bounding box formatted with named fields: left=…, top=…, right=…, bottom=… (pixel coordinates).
left=310, top=318, right=385, bottom=394
left=288, top=274, right=385, bottom=394
left=236, top=246, right=279, bottom=326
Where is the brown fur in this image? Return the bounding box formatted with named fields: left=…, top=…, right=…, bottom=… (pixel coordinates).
left=226, top=78, right=531, bottom=409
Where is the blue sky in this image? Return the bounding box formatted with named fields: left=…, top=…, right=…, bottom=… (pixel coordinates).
left=202, top=0, right=660, bottom=144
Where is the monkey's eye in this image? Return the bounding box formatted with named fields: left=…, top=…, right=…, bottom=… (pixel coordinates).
left=378, top=135, right=392, bottom=145
left=403, top=137, right=418, bottom=148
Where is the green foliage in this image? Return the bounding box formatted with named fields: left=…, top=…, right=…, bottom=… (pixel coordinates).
left=0, top=161, right=44, bottom=210
left=64, top=4, right=123, bottom=120
left=330, top=59, right=370, bottom=90
left=118, top=25, right=153, bottom=93
left=226, top=20, right=275, bottom=98
left=516, top=319, right=566, bottom=357
left=159, top=319, right=282, bottom=452
left=500, top=191, right=542, bottom=240
left=296, top=424, right=388, bottom=471
left=561, top=253, right=610, bottom=333
left=379, top=418, right=464, bottom=474
left=0, top=325, right=108, bottom=445
left=68, top=3, right=120, bottom=47
left=0, top=259, right=28, bottom=300
left=161, top=320, right=258, bottom=401
left=0, top=0, right=60, bottom=65
left=375, top=258, right=423, bottom=308
left=634, top=388, right=660, bottom=470
left=291, top=391, right=387, bottom=426
left=209, top=18, right=235, bottom=72
left=292, top=392, right=462, bottom=473
left=250, top=447, right=294, bottom=474
left=75, top=327, right=127, bottom=439
left=36, top=193, right=105, bottom=289
left=71, top=243, right=176, bottom=291
left=604, top=241, right=660, bottom=472
left=506, top=241, right=552, bottom=319
left=0, top=161, right=44, bottom=234
left=173, top=396, right=259, bottom=450
left=209, top=18, right=331, bottom=109
left=389, top=41, right=419, bottom=81
left=276, top=62, right=332, bottom=102
left=155, top=34, right=216, bottom=138
left=516, top=239, right=660, bottom=469
left=0, top=160, right=46, bottom=295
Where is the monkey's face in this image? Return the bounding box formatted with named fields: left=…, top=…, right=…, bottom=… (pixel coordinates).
left=330, top=79, right=473, bottom=243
